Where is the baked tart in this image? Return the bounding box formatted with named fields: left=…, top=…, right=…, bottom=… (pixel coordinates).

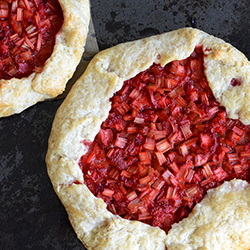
left=0, top=0, right=90, bottom=117
left=46, top=28, right=250, bottom=250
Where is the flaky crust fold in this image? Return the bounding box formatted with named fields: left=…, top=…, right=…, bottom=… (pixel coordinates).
left=0, top=0, right=90, bottom=117
left=46, top=28, right=250, bottom=250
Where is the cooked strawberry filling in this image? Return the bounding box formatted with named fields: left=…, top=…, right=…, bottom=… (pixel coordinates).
left=79, top=46, right=250, bottom=233
left=0, top=0, right=63, bottom=79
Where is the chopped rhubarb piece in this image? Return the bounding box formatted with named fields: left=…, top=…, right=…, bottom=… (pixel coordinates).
left=119, top=185, right=128, bottom=195
left=17, top=7, right=23, bottom=21
left=168, top=151, right=177, bottom=162
left=152, top=130, right=166, bottom=140
left=23, top=0, right=30, bottom=10
left=127, top=198, right=140, bottom=213
left=152, top=178, right=165, bottom=190
left=26, top=24, right=36, bottom=34
left=23, top=9, right=33, bottom=20
left=232, top=125, right=245, bottom=136
left=227, top=153, right=240, bottom=162
left=169, top=162, right=179, bottom=174
left=203, top=164, right=213, bottom=178
left=180, top=123, right=192, bottom=140
left=19, top=50, right=32, bottom=61
left=116, top=106, right=126, bottom=115
left=168, top=85, right=184, bottom=98
left=162, top=169, right=173, bottom=184
left=0, top=8, right=8, bottom=18
left=183, top=196, right=193, bottom=203
left=164, top=78, right=178, bottom=89
left=109, top=168, right=119, bottom=180
left=233, top=164, right=242, bottom=174
left=169, top=175, right=179, bottom=187
left=185, top=169, right=195, bottom=183
left=15, top=37, right=25, bottom=47
left=138, top=213, right=152, bottom=221
left=134, top=117, right=145, bottom=124
left=138, top=163, right=148, bottom=177
left=120, top=170, right=132, bottom=178
left=7, top=66, right=18, bottom=76
left=113, top=192, right=123, bottom=202
left=108, top=204, right=117, bottom=214
left=11, top=0, right=17, bottom=12
left=139, top=151, right=151, bottom=165
left=114, top=137, right=127, bottom=148
left=175, top=95, right=187, bottom=107
left=129, top=88, right=141, bottom=99
left=195, top=154, right=208, bottom=166
left=139, top=175, right=151, bottom=185
left=240, top=152, right=250, bottom=157
left=106, top=148, right=115, bottom=158
left=155, top=151, right=167, bottom=165
left=10, top=33, right=19, bottom=41
left=143, top=138, right=155, bottom=151
left=85, top=152, right=95, bottom=164
left=166, top=186, right=176, bottom=199
left=24, top=37, right=35, bottom=50
left=36, top=32, right=42, bottom=51
left=148, top=189, right=160, bottom=201
left=156, top=138, right=171, bottom=153
left=186, top=186, right=199, bottom=197
left=179, top=143, right=189, bottom=156
left=208, top=106, right=219, bottom=116
left=200, top=178, right=213, bottom=187
left=0, top=0, right=8, bottom=8
left=126, top=190, right=138, bottom=201
left=176, top=168, right=186, bottom=182
left=213, top=167, right=228, bottom=182
left=127, top=126, right=138, bottom=134
left=102, top=188, right=115, bottom=198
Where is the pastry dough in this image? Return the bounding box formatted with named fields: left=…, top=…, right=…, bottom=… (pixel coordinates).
left=0, top=0, right=90, bottom=117
left=46, top=28, right=250, bottom=250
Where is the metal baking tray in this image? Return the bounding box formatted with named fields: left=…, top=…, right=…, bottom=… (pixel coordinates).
left=1, top=0, right=250, bottom=249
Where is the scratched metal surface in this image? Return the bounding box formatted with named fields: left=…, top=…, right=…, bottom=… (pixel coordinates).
left=1, top=0, right=250, bottom=249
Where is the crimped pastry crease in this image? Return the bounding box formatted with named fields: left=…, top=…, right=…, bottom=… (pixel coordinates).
left=0, top=0, right=90, bottom=117
left=46, top=27, right=250, bottom=250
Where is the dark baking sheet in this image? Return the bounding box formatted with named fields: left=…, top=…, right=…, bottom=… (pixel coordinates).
left=1, top=0, right=250, bottom=249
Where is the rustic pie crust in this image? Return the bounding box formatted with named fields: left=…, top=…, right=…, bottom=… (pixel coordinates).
left=46, top=28, right=250, bottom=250
left=0, top=0, right=90, bottom=117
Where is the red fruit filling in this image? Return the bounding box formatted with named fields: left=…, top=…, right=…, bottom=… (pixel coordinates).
left=0, top=0, right=63, bottom=79
left=79, top=46, right=250, bottom=233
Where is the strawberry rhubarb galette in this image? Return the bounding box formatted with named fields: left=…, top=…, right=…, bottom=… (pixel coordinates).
left=46, top=28, right=250, bottom=250
left=0, top=0, right=90, bottom=117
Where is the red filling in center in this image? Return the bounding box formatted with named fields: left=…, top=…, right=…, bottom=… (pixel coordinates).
left=79, top=47, right=250, bottom=233
left=0, top=0, right=63, bottom=79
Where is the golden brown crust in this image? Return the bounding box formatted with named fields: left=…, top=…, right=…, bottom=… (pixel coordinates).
left=46, top=27, right=250, bottom=250
left=0, top=0, right=90, bottom=117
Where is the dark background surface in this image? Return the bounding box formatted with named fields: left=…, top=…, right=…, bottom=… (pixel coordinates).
left=1, top=0, right=250, bottom=249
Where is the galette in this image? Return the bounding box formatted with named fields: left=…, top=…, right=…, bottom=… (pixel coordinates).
left=46, top=27, right=250, bottom=250
left=0, top=0, right=90, bottom=117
